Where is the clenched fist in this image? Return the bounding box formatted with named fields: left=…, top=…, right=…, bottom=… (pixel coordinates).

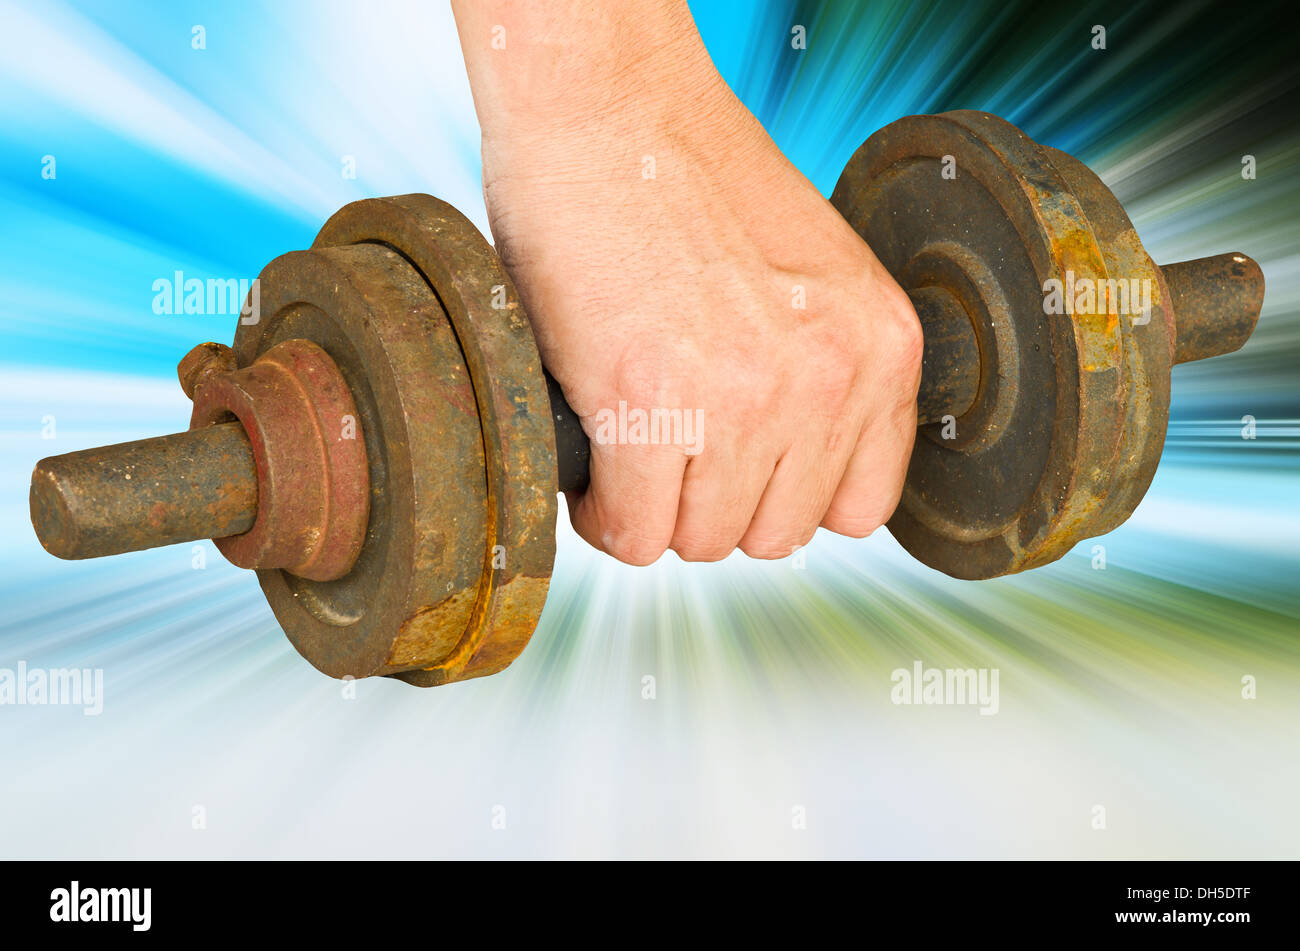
left=454, top=0, right=922, bottom=565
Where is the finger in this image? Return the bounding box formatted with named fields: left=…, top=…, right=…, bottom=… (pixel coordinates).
left=670, top=438, right=776, bottom=562
left=820, top=400, right=916, bottom=538
left=737, top=432, right=854, bottom=560
left=568, top=439, right=688, bottom=566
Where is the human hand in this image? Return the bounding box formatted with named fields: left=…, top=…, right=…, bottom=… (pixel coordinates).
left=453, top=1, right=923, bottom=564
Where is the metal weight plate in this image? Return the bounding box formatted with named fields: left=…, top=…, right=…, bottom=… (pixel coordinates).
left=231, top=243, right=490, bottom=678
left=832, top=111, right=1129, bottom=578
left=1039, top=146, right=1174, bottom=538
left=313, top=195, right=558, bottom=685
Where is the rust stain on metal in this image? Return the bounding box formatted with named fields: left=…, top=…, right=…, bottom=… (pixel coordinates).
left=31, top=422, right=258, bottom=561
left=831, top=110, right=1261, bottom=580
left=312, top=195, right=558, bottom=685
left=388, top=586, right=480, bottom=669
left=396, top=574, right=554, bottom=686
left=1165, top=252, right=1264, bottom=364
left=188, top=337, right=369, bottom=582
left=28, top=121, right=1265, bottom=687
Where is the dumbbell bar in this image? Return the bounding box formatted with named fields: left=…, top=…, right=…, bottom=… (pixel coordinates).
left=30, top=111, right=1263, bottom=685
left=28, top=288, right=979, bottom=556
left=30, top=251, right=1255, bottom=559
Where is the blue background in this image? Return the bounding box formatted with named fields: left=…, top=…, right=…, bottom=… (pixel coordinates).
left=1, top=0, right=1296, bottom=857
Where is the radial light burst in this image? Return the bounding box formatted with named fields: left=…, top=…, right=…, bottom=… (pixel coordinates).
left=0, top=0, right=1295, bottom=858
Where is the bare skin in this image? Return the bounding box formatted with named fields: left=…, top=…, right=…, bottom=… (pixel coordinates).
left=452, top=1, right=922, bottom=565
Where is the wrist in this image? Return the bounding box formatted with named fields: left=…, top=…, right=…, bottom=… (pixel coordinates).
left=456, top=2, right=728, bottom=154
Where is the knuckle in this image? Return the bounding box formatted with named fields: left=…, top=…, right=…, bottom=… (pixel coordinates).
left=739, top=531, right=805, bottom=561
left=602, top=528, right=670, bottom=566
left=822, top=512, right=885, bottom=539
left=671, top=534, right=734, bottom=562
left=881, top=293, right=925, bottom=373
left=823, top=492, right=899, bottom=539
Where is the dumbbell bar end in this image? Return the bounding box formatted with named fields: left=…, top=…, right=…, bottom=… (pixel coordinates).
left=1163, top=252, right=1264, bottom=364
left=31, top=422, right=258, bottom=561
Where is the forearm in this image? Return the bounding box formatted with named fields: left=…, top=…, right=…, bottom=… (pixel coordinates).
left=450, top=0, right=722, bottom=144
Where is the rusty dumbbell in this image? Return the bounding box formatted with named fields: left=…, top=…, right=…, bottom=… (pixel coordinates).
left=30, top=111, right=1264, bottom=685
